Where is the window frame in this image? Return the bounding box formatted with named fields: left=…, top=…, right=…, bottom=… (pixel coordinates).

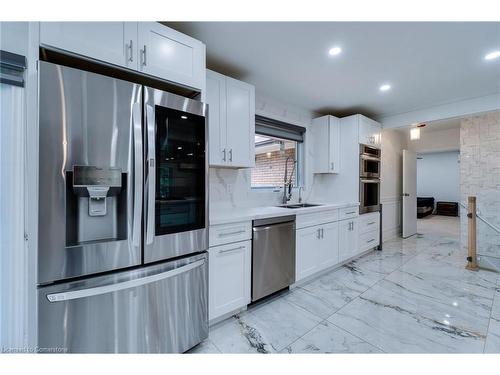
left=251, top=117, right=305, bottom=190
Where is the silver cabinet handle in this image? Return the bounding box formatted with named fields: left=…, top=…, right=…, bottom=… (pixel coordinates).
left=222, top=148, right=226, bottom=162
left=331, top=162, right=334, bottom=170
left=367, top=239, right=375, bottom=243
left=145, top=104, right=155, bottom=245
left=229, top=149, right=233, bottom=162
left=321, top=228, right=324, bottom=238
left=317, top=228, right=321, bottom=239
left=219, top=246, right=244, bottom=254
left=46, top=259, right=206, bottom=302
left=346, top=211, right=356, bottom=215
left=141, top=45, right=147, bottom=66
left=132, top=102, right=143, bottom=248
left=128, top=39, right=133, bottom=62
left=218, top=230, right=245, bottom=237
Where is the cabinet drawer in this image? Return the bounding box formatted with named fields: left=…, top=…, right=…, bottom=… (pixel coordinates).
left=209, top=221, right=252, bottom=247
left=339, top=206, right=359, bottom=220
left=359, top=230, right=379, bottom=252
left=359, top=212, right=380, bottom=234
left=296, top=209, right=338, bottom=229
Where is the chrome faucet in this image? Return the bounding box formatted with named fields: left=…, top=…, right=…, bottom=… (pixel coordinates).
left=282, top=156, right=297, bottom=204
left=298, top=186, right=304, bottom=204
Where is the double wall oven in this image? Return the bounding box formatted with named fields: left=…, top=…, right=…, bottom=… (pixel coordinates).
left=38, top=61, right=208, bottom=353
left=359, top=145, right=381, bottom=214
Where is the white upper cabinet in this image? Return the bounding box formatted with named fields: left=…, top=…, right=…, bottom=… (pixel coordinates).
left=358, top=115, right=382, bottom=148
left=312, top=115, right=340, bottom=173
left=206, top=71, right=227, bottom=166
left=40, top=22, right=138, bottom=70
left=206, top=70, right=255, bottom=168
left=137, top=22, right=206, bottom=91
left=40, top=22, right=206, bottom=92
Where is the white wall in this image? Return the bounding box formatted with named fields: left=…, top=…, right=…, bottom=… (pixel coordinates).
left=417, top=151, right=460, bottom=203
left=380, top=128, right=407, bottom=241
left=406, top=127, right=460, bottom=154
left=0, top=22, right=38, bottom=351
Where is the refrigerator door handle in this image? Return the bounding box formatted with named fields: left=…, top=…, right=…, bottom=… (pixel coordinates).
left=145, top=104, right=155, bottom=245
left=46, top=259, right=206, bottom=303
left=132, top=102, right=143, bottom=248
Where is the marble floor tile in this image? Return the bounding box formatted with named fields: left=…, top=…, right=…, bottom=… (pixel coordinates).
left=485, top=287, right=500, bottom=353
left=209, top=315, right=276, bottom=353
left=239, top=297, right=323, bottom=352
left=187, top=339, right=221, bottom=354
left=327, top=289, right=486, bottom=353
left=282, top=321, right=382, bottom=353
left=289, top=264, right=385, bottom=319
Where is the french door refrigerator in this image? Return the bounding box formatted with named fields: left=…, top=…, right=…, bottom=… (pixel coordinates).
left=37, top=61, right=208, bottom=353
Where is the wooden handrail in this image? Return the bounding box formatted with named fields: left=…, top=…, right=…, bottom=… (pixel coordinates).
left=465, top=196, right=479, bottom=271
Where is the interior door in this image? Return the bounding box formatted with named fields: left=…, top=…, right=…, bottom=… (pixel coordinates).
left=402, top=149, right=417, bottom=238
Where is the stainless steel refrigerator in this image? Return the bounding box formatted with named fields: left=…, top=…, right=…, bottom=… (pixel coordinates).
left=37, top=61, right=208, bottom=353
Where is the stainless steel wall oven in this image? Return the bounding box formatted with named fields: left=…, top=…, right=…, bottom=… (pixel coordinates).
left=359, top=145, right=381, bottom=214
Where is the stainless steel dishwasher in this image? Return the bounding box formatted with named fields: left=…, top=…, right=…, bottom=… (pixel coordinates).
left=252, top=215, right=296, bottom=302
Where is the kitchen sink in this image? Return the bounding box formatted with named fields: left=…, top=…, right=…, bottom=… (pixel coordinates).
left=278, top=203, right=322, bottom=209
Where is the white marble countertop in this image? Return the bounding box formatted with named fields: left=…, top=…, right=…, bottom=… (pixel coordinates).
left=209, top=202, right=359, bottom=226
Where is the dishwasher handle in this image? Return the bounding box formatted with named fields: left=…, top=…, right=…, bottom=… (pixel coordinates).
left=253, top=221, right=295, bottom=233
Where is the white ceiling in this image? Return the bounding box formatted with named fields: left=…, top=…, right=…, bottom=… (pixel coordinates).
left=166, top=22, right=500, bottom=119
left=424, top=118, right=461, bottom=132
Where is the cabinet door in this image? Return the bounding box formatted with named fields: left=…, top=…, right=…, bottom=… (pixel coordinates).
left=313, top=116, right=330, bottom=173
left=209, top=241, right=251, bottom=321
left=339, top=219, right=359, bottom=262
left=40, top=22, right=137, bottom=70
left=225, top=76, right=255, bottom=168
left=296, top=226, right=321, bottom=282
left=138, top=22, right=206, bottom=90
left=328, top=117, right=340, bottom=173
left=359, top=115, right=382, bottom=148
left=313, top=116, right=340, bottom=174
left=317, top=221, right=339, bottom=270
left=206, top=70, right=227, bottom=167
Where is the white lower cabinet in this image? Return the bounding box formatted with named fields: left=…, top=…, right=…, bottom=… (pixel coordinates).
left=318, top=221, right=339, bottom=268
left=358, top=212, right=380, bottom=252
left=208, top=240, right=251, bottom=321
left=296, top=221, right=339, bottom=282
left=296, top=226, right=321, bottom=281
left=339, top=218, right=359, bottom=262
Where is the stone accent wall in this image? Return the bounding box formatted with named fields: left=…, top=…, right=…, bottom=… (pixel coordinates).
left=251, top=148, right=296, bottom=187
left=460, top=111, right=500, bottom=270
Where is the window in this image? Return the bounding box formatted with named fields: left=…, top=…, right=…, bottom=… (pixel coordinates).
left=251, top=116, right=305, bottom=189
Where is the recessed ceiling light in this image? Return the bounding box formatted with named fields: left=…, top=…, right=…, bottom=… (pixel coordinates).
left=485, top=50, right=500, bottom=60
left=181, top=115, right=188, bottom=119
left=379, top=84, right=391, bottom=92
left=328, top=47, right=342, bottom=56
